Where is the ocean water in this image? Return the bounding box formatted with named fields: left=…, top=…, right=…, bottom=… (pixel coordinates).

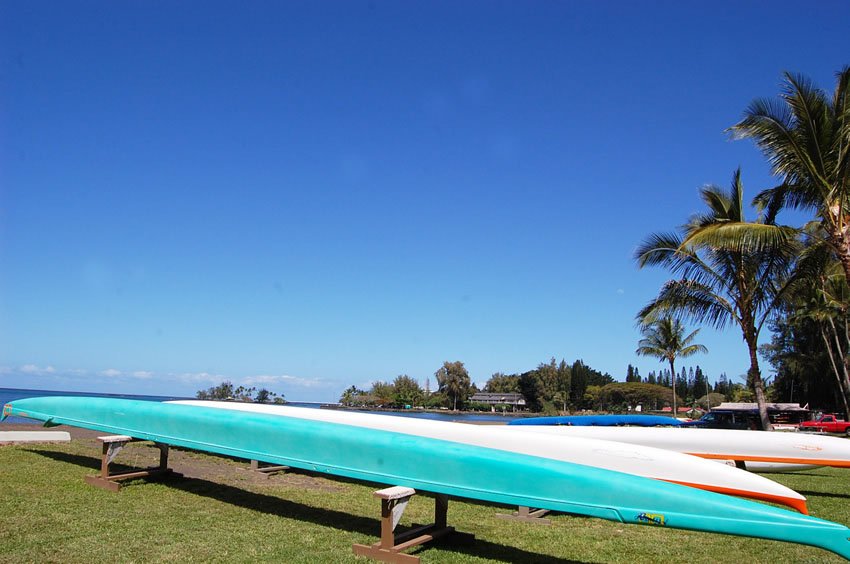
left=0, top=387, right=192, bottom=424
left=0, top=387, right=513, bottom=424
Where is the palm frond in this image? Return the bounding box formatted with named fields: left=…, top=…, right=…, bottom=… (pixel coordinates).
left=783, top=71, right=831, bottom=181
left=679, top=343, right=709, bottom=357
left=682, top=222, right=799, bottom=253
left=732, top=97, right=830, bottom=195
left=639, top=279, right=737, bottom=331
left=634, top=231, right=687, bottom=269
left=833, top=67, right=850, bottom=205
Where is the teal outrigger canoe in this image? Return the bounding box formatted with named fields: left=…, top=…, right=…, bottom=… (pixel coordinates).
left=5, top=396, right=850, bottom=560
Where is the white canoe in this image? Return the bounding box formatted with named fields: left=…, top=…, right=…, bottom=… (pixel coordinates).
left=500, top=425, right=850, bottom=471
left=170, top=401, right=808, bottom=513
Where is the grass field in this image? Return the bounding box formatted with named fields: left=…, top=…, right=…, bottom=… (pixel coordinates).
left=1, top=425, right=849, bottom=563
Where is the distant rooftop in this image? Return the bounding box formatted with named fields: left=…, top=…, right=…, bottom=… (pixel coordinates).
left=713, top=402, right=809, bottom=412
left=469, top=392, right=526, bottom=405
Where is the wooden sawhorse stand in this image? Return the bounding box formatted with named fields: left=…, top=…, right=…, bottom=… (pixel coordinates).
left=249, top=459, right=289, bottom=477
left=84, top=435, right=179, bottom=492
left=352, top=486, right=474, bottom=563
left=495, top=506, right=552, bottom=525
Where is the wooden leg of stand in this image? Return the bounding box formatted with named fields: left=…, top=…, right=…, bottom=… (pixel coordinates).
left=434, top=494, right=448, bottom=529
left=100, top=441, right=111, bottom=478
left=157, top=443, right=169, bottom=470
left=495, top=505, right=552, bottom=525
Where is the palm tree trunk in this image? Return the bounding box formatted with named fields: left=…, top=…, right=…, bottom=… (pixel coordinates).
left=746, top=337, right=772, bottom=431
left=821, top=327, right=850, bottom=419
left=826, top=317, right=850, bottom=418
left=669, top=360, right=677, bottom=418
left=830, top=228, right=850, bottom=292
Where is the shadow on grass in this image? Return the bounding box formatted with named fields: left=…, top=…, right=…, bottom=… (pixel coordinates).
left=31, top=449, right=585, bottom=564
left=797, top=490, right=850, bottom=501
left=770, top=472, right=835, bottom=478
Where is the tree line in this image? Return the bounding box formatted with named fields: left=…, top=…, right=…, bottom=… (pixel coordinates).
left=339, top=358, right=614, bottom=413
left=196, top=381, right=285, bottom=404
left=337, top=359, right=750, bottom=414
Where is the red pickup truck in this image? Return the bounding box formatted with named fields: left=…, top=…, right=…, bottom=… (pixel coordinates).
left=799, top=414, right=850, bottom=435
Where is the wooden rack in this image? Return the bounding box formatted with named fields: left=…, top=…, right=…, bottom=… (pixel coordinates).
left=352, top=486, right=473, bottom=563
left=84, top=435, right=180, bottom=492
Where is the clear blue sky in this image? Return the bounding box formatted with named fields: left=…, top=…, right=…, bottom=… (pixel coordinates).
left=2, top=1, right=848, bottom=401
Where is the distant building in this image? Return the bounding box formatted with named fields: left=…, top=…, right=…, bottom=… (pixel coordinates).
left=713, top=402, right=808, bottom=413
left=469, top=392, right=526, bottom=408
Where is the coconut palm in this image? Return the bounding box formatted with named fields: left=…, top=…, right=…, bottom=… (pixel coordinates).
left=636, top=317, right=707, bottom=417
left=635, top=169, right=800, bottom=430
left=730, top=67, right=850, bottom=278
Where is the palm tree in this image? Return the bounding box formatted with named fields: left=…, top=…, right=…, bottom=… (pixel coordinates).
left=635, top=169, right=799, bottom=430
left=636, top=317, right=707, bottom=417
left=730, top=67, right=850, bottom=279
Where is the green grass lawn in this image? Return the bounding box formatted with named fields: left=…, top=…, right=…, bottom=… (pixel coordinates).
left=1, top=430, right=848, bottom=563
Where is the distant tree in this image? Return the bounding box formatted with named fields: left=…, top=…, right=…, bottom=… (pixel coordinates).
left=730, top=382, right=755, bottom=403
left=513, top=358, right=574, bottom=412
left=422, top=391, right=448, bottom=409
left=485, top=372, right=520, bottom=393
left=232, top=385, right=256, bottom=402
left=392, top=374, right=423, bottom=407
left=693, top=366, right=710, bottom=405
left=636, top=317, right=707, bottom=416
left=519, top=370, right=545, bottom=412
left=536, top=358, right=560, bottom=404
left=435, top=361, right=471, bottom=410
left=569, top=360, right=589, bottom=407
left=196, top=381, right=235, bottom=400
left=195, top=381, right=279, bottom=403
left=596, top=382, right=673, bottom=412
left=676, top=367, right=689, bottom=404
left=556, top=360, right=571, bottom=411
left=339, top=385, right=367, bottom=406
left=687, top=367, right=696, bottom=400
left=714, top=373, right=731, bottom=398
left=587, top=367, right=616, bottom=387
left=369, top=381, right=395, bottom=407
left=697, top=392, right=726, bottom=410
left=583, top=385, right=603, bottom=409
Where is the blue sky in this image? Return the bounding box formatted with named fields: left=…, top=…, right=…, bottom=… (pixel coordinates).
left=2, top=1, right=848, bottom=402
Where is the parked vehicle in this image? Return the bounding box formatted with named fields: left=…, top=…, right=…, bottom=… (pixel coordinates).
left=681, top=402, right=809, bottom=430
left=799, top=415, right=850, bottom=435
